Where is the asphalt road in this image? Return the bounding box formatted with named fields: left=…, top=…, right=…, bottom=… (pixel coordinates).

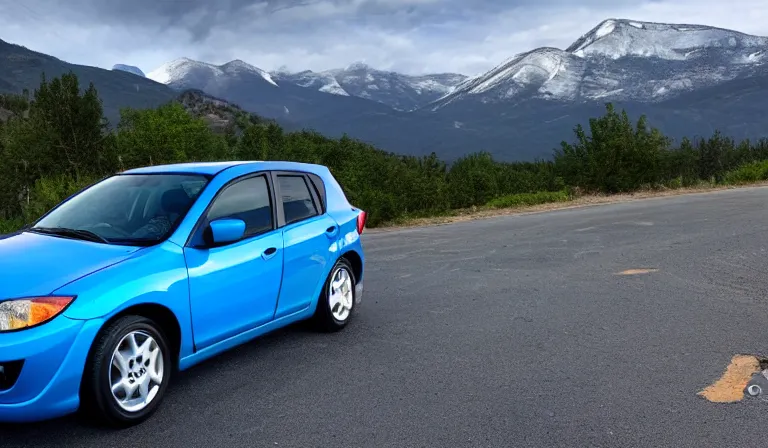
left=5, top=187, right=768, bottom=447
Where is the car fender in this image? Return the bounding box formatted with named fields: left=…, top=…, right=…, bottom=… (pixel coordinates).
left=55, top=241, right=195, bottom=359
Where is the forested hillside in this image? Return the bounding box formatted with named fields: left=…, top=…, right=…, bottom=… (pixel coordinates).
left=2, top=72, right=768, bottom=234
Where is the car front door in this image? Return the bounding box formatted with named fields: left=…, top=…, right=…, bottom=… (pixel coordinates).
left=272, top=172, right=339, bottom=319
left=183, top=173, right=284, bottom=350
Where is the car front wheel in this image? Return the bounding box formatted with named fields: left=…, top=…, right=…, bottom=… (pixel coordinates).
left=313, top=258, right=357, bottom=332
left=81, top=315, right=172, bottom=427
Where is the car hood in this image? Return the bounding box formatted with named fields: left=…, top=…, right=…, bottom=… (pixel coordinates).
left=0, top=231, right=143, bottom=298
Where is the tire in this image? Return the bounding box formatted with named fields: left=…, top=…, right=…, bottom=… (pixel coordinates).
left=313, top=257, right=357, bottom=332
left=80, top=315, right=172, bottom=428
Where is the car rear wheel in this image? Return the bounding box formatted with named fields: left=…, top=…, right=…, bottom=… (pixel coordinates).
left=81, top=315, right=172, bottom=427
left=313, top=258, right=356, bottom=332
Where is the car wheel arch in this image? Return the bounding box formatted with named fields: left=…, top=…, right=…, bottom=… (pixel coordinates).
left=339, top=250, right=363, bottom=283
left=305, top=250, right=362, bottom=314
left=80, top=303, right=183, bottom=380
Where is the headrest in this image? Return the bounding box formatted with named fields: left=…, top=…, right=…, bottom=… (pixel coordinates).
left=161, top=188, right=192, bottom=215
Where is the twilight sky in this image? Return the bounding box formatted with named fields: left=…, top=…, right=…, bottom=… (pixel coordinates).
left=2, top=0, right=768, bottom=76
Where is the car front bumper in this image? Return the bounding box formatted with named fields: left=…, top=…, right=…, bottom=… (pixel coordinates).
left=0, top=315, right=103, bottom=423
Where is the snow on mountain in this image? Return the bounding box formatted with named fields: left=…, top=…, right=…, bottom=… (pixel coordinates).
left=140, top=17, right=768, bottom=131
left=567, top=19, right=768, bottom=60
left=274, top=70, right=350, bottom=96
left=220, top=59, right=278, bottom=86
left=273, top=62, right=467, bottom=111
left=431, top=18, right=768, bottom=110
left=404, top=73, right=468, bottom=96
left=112, top=64, right=145, bottom=77
left=147, top=58, right=206, bottom=85
left=148, top=56, right=465, bottom=111
left=434, top=48, right=586, bottom=108
left=147, top=57, right=278, bottom=89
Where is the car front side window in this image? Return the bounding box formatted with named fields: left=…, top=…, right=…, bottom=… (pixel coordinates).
left=205, top=175, right=273, bottom=237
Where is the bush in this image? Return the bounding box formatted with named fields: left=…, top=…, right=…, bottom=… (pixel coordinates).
left=722, top=160, right=768, bottom=185
left=0, top=217, right=24, bottom=234
left=487, top=190, right=572, bottom=209
left=21, top=174, right=103, bottom=222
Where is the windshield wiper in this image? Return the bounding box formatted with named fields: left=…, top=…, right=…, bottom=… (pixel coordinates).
left=108, top=237, right=160, bottom=247
left=30, top=227, right=111, bottom=244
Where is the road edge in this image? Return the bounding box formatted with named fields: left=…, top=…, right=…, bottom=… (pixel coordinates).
left=366, top=182, right=768, bottom=234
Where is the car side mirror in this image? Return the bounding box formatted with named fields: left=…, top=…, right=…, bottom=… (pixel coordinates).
left=204, top=218, right=246, bottom=246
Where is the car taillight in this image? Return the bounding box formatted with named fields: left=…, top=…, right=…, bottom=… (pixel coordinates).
left=356, top=210, right=367, bottom=234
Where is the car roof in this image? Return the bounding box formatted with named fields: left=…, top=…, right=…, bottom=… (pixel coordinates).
left=122, top=161, right=329, bottom=177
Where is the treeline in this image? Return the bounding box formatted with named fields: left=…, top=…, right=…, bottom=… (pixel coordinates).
left=1, top=72, right=768, bottom=233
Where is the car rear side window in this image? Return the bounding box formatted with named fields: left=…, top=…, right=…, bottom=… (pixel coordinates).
left=277, top=175, right=319, bottom=224
left=206, top=175, right=273, bottom=236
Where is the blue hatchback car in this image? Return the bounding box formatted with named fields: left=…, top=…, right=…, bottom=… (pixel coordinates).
left=0, top=161, right=366, bottom=427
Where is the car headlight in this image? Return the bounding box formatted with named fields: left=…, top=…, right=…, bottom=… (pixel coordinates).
left=0, top=296, right=75, bottom=332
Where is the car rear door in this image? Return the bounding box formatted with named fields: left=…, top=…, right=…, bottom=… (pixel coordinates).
left=183, top=173, right=284, bottom=350
left=271, top=171, right=339, bottom=319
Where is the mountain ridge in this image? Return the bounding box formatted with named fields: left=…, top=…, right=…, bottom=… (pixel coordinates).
left=0, top=37, right=176, bottom=123
left=3, top=18, right=768, bottom=162
left=566, top=18, right=768, bottom=58
left=429, top=18, right=768, bottom=110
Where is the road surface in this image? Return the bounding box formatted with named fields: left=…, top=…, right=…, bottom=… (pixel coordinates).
left=4, top=187, right=768, bottom=447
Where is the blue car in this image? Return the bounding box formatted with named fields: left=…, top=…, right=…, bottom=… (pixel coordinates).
left=0, top=161, right=366, bottom=427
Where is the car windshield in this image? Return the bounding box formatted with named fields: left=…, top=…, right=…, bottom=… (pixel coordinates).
left=32, top=174, right=209, bottom=245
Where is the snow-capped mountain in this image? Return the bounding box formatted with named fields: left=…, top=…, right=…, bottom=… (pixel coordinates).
left=431, top=19, right=768, bottom=110
left=273, top=69, right=349, bottom=96
left=82, top=18, right=768, bottom=162
left=273, top=62, right=467, bottom=111
left=147, top=56, right=466, bottom=111
left=112, top=64, right=145, bottom=77
left=566, top=19, right=768, bottom=60
left=144, top=56, right=394, bottom=124
left=432, top=48, right=585, bottom=108
left=147, top=57, right=278, bottom=90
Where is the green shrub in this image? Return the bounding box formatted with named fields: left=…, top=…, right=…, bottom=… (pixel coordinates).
left=21, top=174, right=103, bottom=222
left=722, top=160, right=768, bottom=185
left=487, top=190, right=572, bottom=209
left=0, top=217, right=24, bottom=234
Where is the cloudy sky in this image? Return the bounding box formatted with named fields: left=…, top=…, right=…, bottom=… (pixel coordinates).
left=2, top=0, right=768, bottom=76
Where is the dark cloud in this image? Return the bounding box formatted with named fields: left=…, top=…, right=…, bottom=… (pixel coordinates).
left=2, top=0, right=767, bottom=76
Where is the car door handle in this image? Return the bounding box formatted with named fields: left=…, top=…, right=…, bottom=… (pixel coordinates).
left=262, top=247, right=277, bottom=260
left=325, top=225, right=338, bottom=238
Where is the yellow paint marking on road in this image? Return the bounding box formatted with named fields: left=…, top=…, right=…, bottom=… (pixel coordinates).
left=698, top=355, right=761, bottom=403
left=615, top=268, right=659, bottom=275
